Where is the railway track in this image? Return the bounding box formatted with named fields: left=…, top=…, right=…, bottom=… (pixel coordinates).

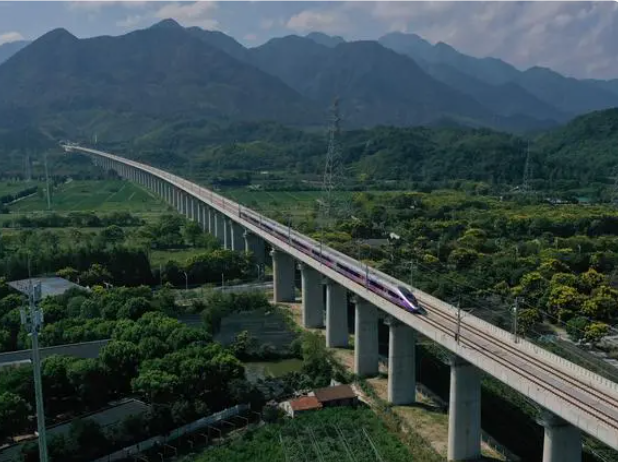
left=421, top=300, right=618, bottom=431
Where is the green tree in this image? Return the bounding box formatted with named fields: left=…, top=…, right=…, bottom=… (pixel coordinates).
left=0, top=392, right=30, bottom=440
left=547, top=285, right=583, bottom=321
left=99, top=225, right=125, bottom=246
left=118, top=297, right=153, bottom=320
left=578, top=268, right=607, bottom=294
left=69, top=419, right=109, bottom=460
left=132, top=369, right=179, bottom=404
left=80, top=263, right=112, bottom=287
left=584, top=322, right=610, bottom=345
left=56, top=267, right=79, bottom=282
left=67, top=358, right=109, bottom=409
left=184, top=221, right=203, bottom=247
left=566, top=316, right=588, bottom=343
left=100, top=341, right=140, bottom=394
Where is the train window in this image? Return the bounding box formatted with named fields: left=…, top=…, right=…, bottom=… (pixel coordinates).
left=398, top=286, right=414, bottom=299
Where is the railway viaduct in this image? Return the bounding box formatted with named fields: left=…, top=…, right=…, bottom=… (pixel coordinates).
left=64, top=144, right=618, bottom=462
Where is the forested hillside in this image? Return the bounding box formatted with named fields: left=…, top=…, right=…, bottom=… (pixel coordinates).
left=1, top=109, right=617, bottom=196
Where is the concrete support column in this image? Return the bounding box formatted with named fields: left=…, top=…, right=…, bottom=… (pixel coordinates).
left=244, top=231, right=266, bottom=265
left=187, top=197, right=193, bottom=220
left=270, top=249, right=295, bottom=302
left=175, top=189, right=181, bottom=211
left=181, top=193, right=186, bottom=216
left=354, top=297, right=379, bottom=377
left=192, top=198, right=199, bottom=222
left=447, top=356, right=481, bottom=462
left=300, top=264, right=324, bottom=328
left=215, top=213, right=225, bottom=242
left=326, top=281, right=348, bottom=348
left=231, top=222, right=245, bottom=252
left=207, top=208, right=214, bottom=235
left=538, top=411, right=582, bottom=462
left=224, top=219, right=232, bottom=250
left=199, top=204, right=207, bottom=231
left=386, top=317, right=416, bottom=405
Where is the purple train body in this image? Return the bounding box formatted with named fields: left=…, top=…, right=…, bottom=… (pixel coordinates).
left=240, top=210, right=424, bottom=315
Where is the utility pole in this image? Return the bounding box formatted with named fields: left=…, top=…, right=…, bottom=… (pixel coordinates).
left=513, top=297, right=519, bottom=343
left=19, top=276, right=48, bottom=462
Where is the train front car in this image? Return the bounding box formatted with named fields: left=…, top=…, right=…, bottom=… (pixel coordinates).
left=395, top=286, right=424, bottom=314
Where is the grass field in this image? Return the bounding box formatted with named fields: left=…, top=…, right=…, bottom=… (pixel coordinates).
left=8, top=180, right=167, bottom=213
left=221, top=189, right=356, bottom=219
left=0, top=181, right=43, bottom=197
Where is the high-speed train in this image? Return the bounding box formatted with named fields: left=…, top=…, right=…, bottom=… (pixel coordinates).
left=239, top=209, right=425, bottom=315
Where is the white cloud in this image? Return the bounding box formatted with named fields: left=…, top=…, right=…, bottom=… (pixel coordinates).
left=67, top=1, right=149, bottom=13
left=244, top=33, right=258, bottom=42
left=154, top=1, right=219, bottom=30
left=0, top=31, right=24, bottom=45
left=363, top=1, right=618, bottom=79
left=286, top=9, right=350, bottom=34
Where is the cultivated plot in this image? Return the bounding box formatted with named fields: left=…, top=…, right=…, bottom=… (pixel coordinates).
left=8, top=180, right=167, bottom=213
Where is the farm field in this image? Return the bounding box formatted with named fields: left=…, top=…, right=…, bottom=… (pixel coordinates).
left=8, top=180, right=167, bottom=213
left=189, top=407, right=419, bottom=462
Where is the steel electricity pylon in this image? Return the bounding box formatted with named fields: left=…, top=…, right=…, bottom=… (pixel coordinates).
left=321, top=97, right=349, bottom=222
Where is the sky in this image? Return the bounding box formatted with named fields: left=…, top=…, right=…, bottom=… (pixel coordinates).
left=0, top=1, right=617, bottom=80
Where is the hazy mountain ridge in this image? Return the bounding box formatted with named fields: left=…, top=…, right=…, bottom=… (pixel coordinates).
left=0, top=20, right=320, bottom=137
left=0, top=21, right=616, bottom=140
left=375, top=32, right=618, bottom=118
left=0, top=40, right=31, bottom=65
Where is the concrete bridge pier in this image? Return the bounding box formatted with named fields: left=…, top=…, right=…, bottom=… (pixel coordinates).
left=353, top=296, right=379, bottom=377
left=191, top=197, right=198, bottom=222
left=214, top=212, right=225, bottom=243
left=207, top=208, right=214, bottom=235
left=538, top=411, right=582, bottom=462
left=325, top=281, right=348, bottom=348
left=244, top=231, right=266, bottom=266
left=300, top=264, right=324, bottom=328
left=448, top=356, right=481, bottom=461
left=224, top=219, right=232, bottom=250
left=386, top=317, right=416, bottom=405
left=183, top=193, right=190, bottom=217
left=231, top=222, right=245, bottom=252
left=270, top=249, right=295, bottom=302
left=198, top=204, right=207, bottom=232
left=174, top=189, right=182, bottom=212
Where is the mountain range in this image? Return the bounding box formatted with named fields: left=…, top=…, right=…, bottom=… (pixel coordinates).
left=0, top=19, right=617, bottom=141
